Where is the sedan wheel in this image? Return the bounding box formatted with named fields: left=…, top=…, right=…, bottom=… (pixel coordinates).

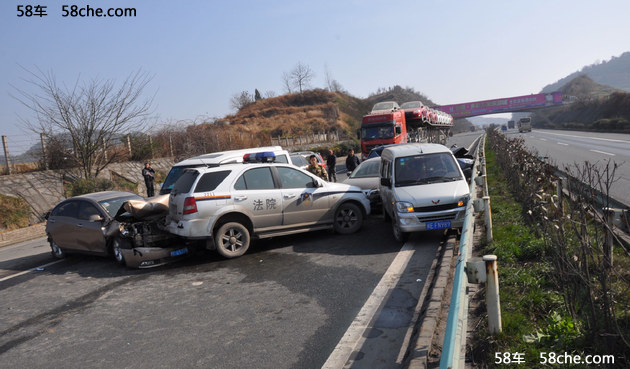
left=215, top=222, right=250, bottom=258
left=333, top=203, right=363, bottom=234
left=49, top=239, right=65, bottom=259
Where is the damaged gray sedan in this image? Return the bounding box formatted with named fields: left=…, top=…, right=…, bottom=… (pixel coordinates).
left=45, top=191, right=194, bottom=268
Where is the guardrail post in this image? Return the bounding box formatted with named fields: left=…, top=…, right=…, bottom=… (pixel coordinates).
left=484, top=196, right=493, bottom=243
left=484, top=255, right=502, bottom=334
left=604, top=208, right=614, bottom=269
left=556, top=179, right=564, bottom=216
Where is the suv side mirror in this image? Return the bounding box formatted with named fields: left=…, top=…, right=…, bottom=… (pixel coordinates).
left=380, top=178, right=391, bottom=188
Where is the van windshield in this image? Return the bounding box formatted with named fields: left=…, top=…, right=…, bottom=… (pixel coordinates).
left=394, top=153, right=462, bottom=186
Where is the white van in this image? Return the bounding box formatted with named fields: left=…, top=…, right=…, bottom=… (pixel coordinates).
left=379, top=143, right=470, bottom=242
left=159, top=146, right=290, bottom=195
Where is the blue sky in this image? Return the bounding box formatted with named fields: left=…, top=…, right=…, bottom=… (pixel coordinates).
left=1, top=0, right=629, bottom=152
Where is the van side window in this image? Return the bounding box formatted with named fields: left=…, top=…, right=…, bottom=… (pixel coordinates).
left=381, top=160, right=391, bottom=179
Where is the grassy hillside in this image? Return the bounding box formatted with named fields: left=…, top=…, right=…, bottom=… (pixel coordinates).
left=223, top=89, right=366, bottom=138
left=557, top=74, right=621, bottom=99
left=220, top=86, right=472, bottom=138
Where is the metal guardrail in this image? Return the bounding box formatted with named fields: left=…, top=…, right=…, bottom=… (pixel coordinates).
left=439, top=133, right=629, bottom=368
left=439, top=134, right=484, bottom=369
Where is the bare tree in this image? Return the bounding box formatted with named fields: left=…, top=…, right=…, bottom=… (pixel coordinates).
left=230, top=91, right=254, bottom=111
left=12, top=68, right=154, bottom=179
left=290, top=62, right=314, bottom=93
left=281, top=72, right=293, bottom=94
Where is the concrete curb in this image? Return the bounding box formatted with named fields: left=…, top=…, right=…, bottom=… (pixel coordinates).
left=405, top=233, right=457, bottom=368
left=0, top=223, right=46, bottom=248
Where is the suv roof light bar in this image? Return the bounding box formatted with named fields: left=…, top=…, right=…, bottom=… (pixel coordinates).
left=243, top=151, right=276, bottom=163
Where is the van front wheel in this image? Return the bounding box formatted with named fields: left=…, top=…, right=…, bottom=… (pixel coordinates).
left=392, top=218, right=409, bottom=243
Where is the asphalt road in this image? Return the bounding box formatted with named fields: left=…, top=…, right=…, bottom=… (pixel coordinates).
left=0, top=216, right=444, bottom=369
left=502, top=129, right=630, bottom=206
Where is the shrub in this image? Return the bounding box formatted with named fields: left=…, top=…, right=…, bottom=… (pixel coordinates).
left=67, top=178, right=115, bottom=197
left=0, top=194, right=31, bottom=230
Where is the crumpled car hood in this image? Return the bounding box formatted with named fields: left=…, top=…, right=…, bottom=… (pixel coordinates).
left=114, top=194, right=170, bottom=221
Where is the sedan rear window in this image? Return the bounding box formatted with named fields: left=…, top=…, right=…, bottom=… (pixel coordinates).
left=349, top=160, right=380, bottom=178
left=194, top=170, right=231, bottom=192
left=172, top=170, right=199, bottom=195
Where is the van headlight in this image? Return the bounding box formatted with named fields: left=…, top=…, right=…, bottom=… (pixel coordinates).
left=395, top=201, right=414, bottom=213
left=458, top=195, right=470, bottom=207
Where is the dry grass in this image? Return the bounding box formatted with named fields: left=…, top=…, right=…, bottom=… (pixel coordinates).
left=0, top=194, right=31, bottom=231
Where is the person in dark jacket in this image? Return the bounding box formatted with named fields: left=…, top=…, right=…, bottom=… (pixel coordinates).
left=326, top=149, right=337, bottom=182
left=142, top=162, right=155, bottom=197
left=345, top=149, right=361, bottom=173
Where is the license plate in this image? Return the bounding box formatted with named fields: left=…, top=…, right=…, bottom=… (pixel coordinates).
left=170, top=248, right=188, bottom=257
left=426, top=220, right=451, bottom=230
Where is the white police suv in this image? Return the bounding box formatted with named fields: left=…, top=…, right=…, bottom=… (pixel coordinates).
left=165, top=152, right=371, bottom=258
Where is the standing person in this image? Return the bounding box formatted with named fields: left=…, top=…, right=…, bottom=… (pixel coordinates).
left=142, top=162, right=155, bottom=197
left=326, top=149, right=337, bottom=182
left=306, top=155, right=328, bottom=181
left=345, top=149, right=361, bottom=174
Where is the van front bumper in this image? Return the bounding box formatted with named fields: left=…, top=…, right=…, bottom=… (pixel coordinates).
left=396, top=207, right=466, bottom=232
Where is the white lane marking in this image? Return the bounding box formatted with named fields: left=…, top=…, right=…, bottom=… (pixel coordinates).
left=322, top=243, right=414, bottom=369
left=0, top=259, right=64, bottom=282
left=539, top=138, right=548, bottom=141
left=557, top=142, right=568, bottom=146
left=589, top=149, right=616, bottom=156
left=540, top=131, right=630, bottom=144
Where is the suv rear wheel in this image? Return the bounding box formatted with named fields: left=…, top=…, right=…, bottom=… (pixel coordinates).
left=215, top=222, right=250, bottom=258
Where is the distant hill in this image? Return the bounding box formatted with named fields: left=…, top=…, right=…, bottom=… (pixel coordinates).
left=555, top=74, right=621, bottom=99
left=542, top=51, right=630, bottom=92
left=530, top=75, right=630, bottom=133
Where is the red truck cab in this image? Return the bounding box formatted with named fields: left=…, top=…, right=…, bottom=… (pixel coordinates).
left=360, top=106, right=407, bottom=159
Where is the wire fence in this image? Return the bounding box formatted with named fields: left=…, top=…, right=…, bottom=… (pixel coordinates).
left=1, top=128, right=342, bottom=176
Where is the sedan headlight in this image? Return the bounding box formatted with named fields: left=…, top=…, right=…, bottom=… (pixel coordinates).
left=395, top=201, right=414, bottom=213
